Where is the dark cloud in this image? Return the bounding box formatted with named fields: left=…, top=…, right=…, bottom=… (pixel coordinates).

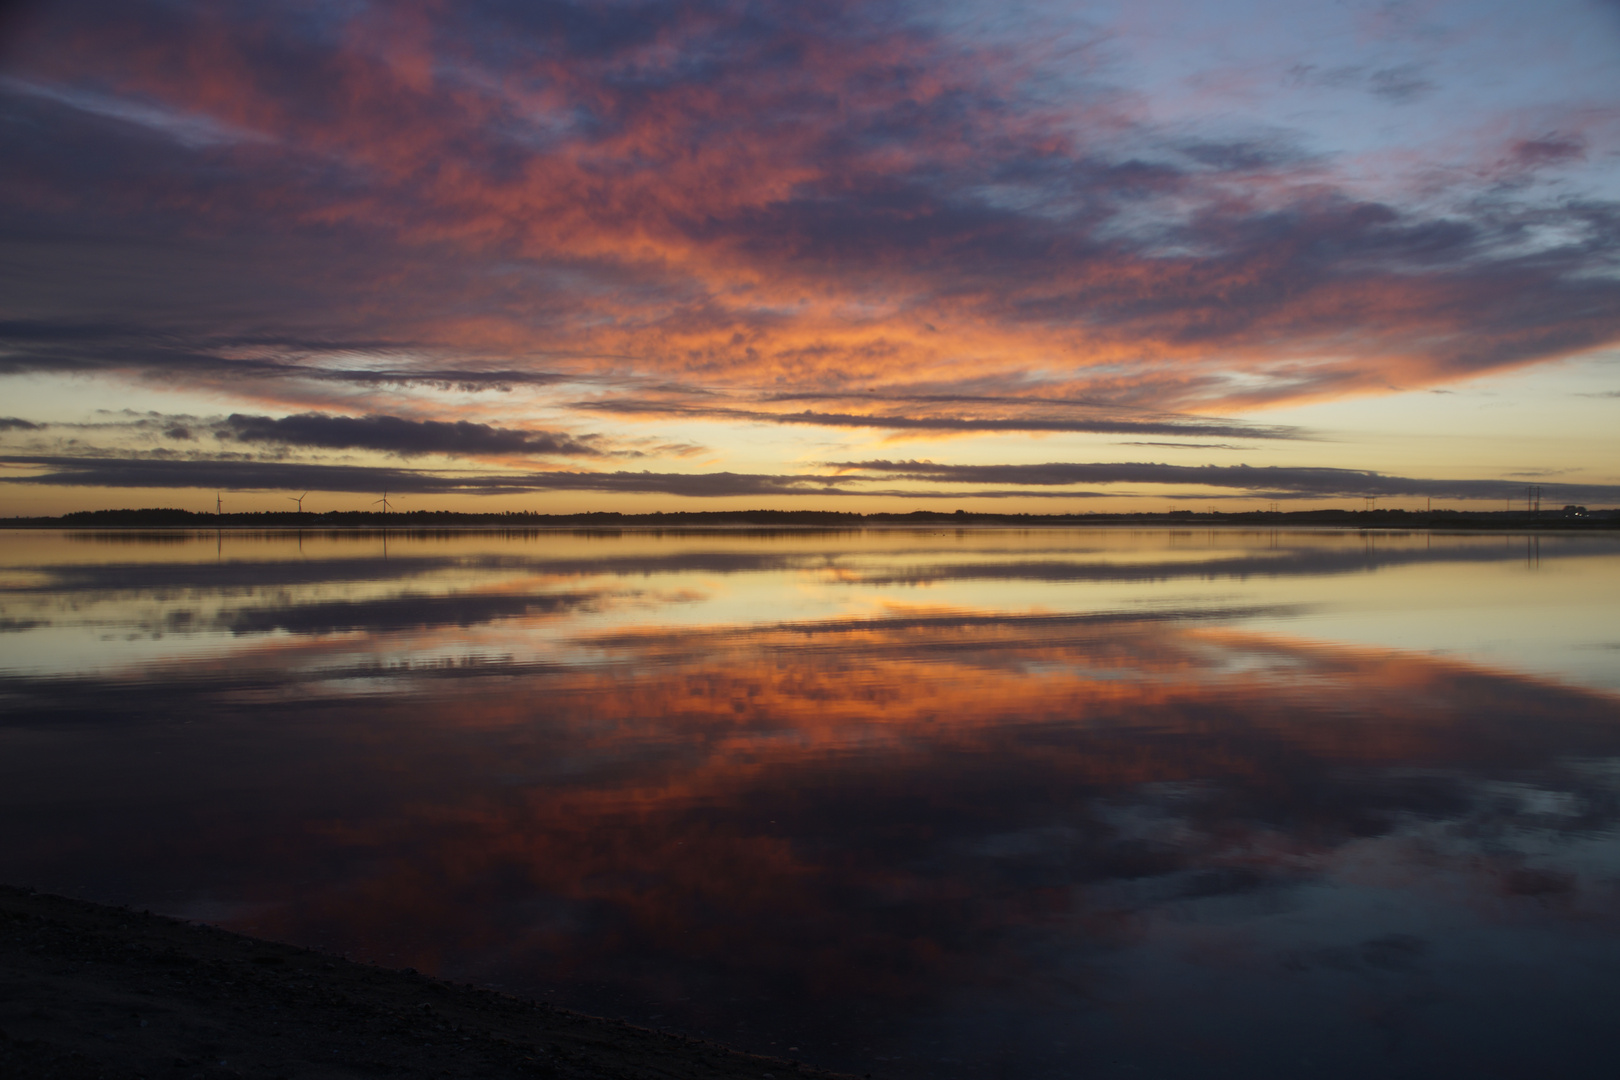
left=24, top=555, right=444, bottom=595
left=0, top=324, right=259, bottom=379
left=217, top=590, right=606, bottom=638
left=1285, top=62, right=1435, bottom=105
left=755, top=387, right=1301, bottom=432
left=0, top=321, right=364, bottom=379
left=0, top=319, right=582, bottom=390
left=834, top=542, right=1595, bottom=589
left=836, top=459, right=1620, bottom=503
left=23, top=552, right=818, bottom=597
left=0, top=455, right=854, bottom=498
left=7, top=449, right=1618, bottom=504
left=30, top=543, right=1570, bottom=609
left=318, top=369, right=578, bottom=392
left=575, top=399, right=1299, bottom=439
left=0, top=417, right=41, bottom=430
left=1509, top=135, right=1586, bottom=169
left=1119, top=442, right=1254, bottom=450
left=1174, top=137, right=1313, bottom=172
left=0, top=455, right=480, bottom=495
left=580, top=606, right=1294, bottom=655
left=847, top=488, right=1115, bottom=500
left=219, top=413, right=603, bottom=459
left=1369, top=64, right=1435, bottom=104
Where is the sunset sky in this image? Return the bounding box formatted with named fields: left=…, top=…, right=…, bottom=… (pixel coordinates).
left=2, top=0, right=1618, bottom=515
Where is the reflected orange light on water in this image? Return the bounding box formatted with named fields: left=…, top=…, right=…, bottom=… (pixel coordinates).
left=42, top=613, right=1605, bottom=1009
left=2, top=528, right=1618, bottom=1075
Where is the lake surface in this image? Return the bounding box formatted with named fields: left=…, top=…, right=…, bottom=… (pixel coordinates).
left=3, top=527, right=1619, bottom=1078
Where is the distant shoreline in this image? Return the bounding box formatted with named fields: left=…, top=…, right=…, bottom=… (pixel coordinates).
left=3, top=507, right=1617, bottom=530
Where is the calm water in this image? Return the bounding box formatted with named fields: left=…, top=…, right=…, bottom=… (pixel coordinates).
left=3, top=527, right=1619, bottom=1077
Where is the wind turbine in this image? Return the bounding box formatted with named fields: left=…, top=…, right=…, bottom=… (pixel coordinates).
left=287, top=491, right=308, bottom=515
left=373, top=490, right=395, bottom=557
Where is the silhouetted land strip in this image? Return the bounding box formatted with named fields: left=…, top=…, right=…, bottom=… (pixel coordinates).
left=0, top=884, right=859, bottom=1080
left=4, top=507, right=1617, bottom=530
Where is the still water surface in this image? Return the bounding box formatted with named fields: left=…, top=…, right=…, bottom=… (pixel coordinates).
left=2, top=527, right=1619, bottom=1077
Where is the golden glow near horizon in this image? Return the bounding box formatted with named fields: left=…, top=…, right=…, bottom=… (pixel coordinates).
left=1, top=1, right=1618, bottom=514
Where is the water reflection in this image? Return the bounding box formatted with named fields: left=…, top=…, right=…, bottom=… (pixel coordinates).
left=1, top=528, right=1618, bottom=1077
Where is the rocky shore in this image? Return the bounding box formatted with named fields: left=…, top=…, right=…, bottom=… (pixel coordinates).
left=0, top=885, right=858, bottom=1080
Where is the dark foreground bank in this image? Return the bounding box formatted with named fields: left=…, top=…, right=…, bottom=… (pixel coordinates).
left=0, top=886, right=859, bottom=1080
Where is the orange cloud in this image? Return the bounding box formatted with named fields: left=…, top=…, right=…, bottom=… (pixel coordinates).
left=6, top=0, right=1618, bottom=424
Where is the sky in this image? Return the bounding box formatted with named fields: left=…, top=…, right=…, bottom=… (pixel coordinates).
left=1, top=0, right=1618, bottom=515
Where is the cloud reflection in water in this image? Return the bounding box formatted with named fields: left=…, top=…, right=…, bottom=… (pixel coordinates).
left=1, top=528, right=1618, bottom=1077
